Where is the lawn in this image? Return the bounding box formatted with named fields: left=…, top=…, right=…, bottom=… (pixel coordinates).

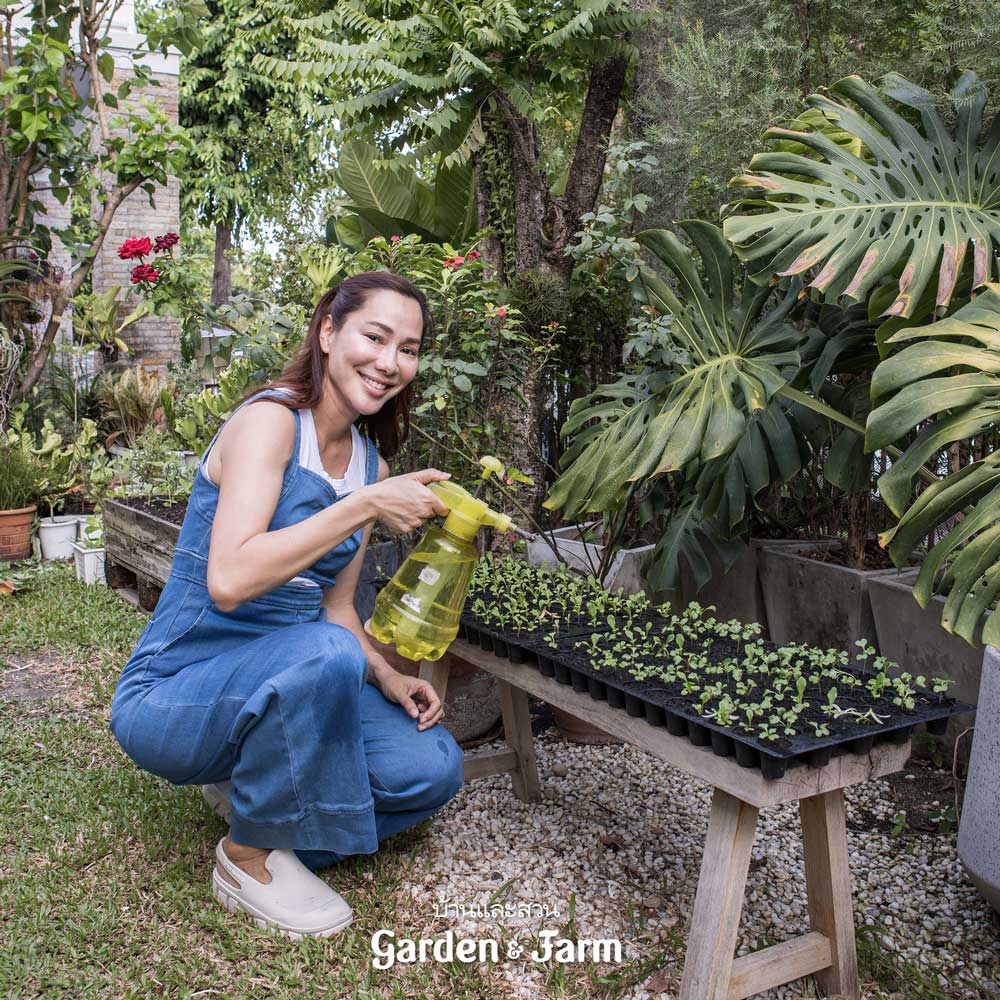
left=2, top=565, right=998, bottom=999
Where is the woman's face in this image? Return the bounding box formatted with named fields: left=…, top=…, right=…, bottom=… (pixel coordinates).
left=318, top=288, right=423, bottom=419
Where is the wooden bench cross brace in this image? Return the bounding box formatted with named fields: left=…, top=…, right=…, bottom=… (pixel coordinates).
left=423, top=640, right=906, bottom=1000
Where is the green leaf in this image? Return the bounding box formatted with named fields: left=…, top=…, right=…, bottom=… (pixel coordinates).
left=724, top=72, right=1000, bottom=319
left=452, top=373, right=472, bottom=392
left=98, top=52, right=115, bottom=83
left=544, top=221, right=807, bottom=518
left=870, top=286, right=1000, bottom=644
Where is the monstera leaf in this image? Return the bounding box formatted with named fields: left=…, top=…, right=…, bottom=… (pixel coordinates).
left=724, top=72, right=1000, bottom=320
left=867, top=284, right=1000, bottom=645
left=543, top=221, right=808, bottom=519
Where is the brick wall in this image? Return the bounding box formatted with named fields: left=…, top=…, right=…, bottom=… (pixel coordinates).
left=90, top=5, right=182, bottom=374
left=90, top=65, right=182, bottom=374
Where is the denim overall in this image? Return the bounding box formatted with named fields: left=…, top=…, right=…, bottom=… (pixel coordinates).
left=109, top=389, right=464, bottom=871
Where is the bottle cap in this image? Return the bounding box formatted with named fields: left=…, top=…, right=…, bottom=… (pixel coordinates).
left=428, top=481, right=512, bottom=539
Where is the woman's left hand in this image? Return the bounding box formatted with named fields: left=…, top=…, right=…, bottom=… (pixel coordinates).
left=377, top=669, right=444, bottom=731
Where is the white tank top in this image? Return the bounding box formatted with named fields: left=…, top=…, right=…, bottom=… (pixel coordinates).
left=202, top=403, right=369, bottom=589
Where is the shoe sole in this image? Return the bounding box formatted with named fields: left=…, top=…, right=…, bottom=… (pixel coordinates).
left=211, top=868, right=354, bottom=941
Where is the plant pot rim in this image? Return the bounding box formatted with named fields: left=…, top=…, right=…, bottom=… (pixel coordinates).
left=0, top=504, right=38, bottom=516
left=71, top=541, right=106, bottom=554
left=39, top=513, right=80, bottom=524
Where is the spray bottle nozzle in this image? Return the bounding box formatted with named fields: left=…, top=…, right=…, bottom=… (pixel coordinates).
left=428, top=481, right=512, bottom=539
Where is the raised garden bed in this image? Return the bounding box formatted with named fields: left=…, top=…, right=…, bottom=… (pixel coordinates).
left=460, top=556, right=973, bottom=779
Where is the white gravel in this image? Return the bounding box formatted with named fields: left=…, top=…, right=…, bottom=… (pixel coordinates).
left=404, top=732, right=1000, bottom=998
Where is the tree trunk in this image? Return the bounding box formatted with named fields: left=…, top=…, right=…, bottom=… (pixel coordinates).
left=211, top=220, right=233, bottom=307
left=486, top=56, right=630, bottom=520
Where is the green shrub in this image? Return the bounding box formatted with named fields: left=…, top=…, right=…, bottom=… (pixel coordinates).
left=0, top=444, right=42, bottom=510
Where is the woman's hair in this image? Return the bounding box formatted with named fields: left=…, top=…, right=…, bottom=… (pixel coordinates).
left=254, top=271, right=431, bottom=458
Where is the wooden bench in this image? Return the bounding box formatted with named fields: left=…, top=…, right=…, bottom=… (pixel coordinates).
left=423, top=638, right=910, bottom=1000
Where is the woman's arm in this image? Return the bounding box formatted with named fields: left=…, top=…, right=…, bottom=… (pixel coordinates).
left=322, top=456, right=445, bottom=731
left=206, top=401, right=450, bottom=613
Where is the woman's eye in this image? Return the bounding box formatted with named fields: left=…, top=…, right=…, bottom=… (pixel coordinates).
left=365, top=333, right=381, bottom=343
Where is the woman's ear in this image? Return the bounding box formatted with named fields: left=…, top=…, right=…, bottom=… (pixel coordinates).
left=318, top=315, right=335, bottom=353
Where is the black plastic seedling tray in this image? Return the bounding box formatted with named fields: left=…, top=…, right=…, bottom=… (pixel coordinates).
left=455, top=606, right=973, bottom=781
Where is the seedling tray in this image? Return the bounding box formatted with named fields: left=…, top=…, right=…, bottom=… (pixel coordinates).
left=455, top=605, right=973, bottom=780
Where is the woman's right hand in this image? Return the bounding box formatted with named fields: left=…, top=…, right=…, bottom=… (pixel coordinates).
left=362, top=468, right=451, bottom=533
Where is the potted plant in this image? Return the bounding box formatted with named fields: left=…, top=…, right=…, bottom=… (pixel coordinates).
left=0, top=444, right=41, bottom=560
left=71, top=514, right=106, bottom=585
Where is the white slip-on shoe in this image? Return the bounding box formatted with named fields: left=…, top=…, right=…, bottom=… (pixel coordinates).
left=211, top=838, right=354, bottom=941
left=201, top=781, right=233, bottom=823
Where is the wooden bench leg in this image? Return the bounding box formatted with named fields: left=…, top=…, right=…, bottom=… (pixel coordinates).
left=498, top=680, right=541, bottom=802
left=418, top=658, right=451, bottom=703
left=800, top=789, right=860, bottom=999
left=679, top=788, right=759, bottom=1000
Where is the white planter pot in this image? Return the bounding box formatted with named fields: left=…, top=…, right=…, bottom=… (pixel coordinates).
left=526, top=522, right=655, bottom=596
left=72, top=542, right=106, bottom=585
left=38, top=515, right=80, bottom=561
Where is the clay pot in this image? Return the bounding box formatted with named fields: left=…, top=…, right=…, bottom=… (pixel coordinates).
left=363, top=621, right=501, bottom=743
left=0, top=505, right=37, bottom=561
left=552, top=706, right=623, bottom=745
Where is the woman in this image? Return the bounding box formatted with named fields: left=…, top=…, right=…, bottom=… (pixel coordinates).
left=109, top=271, right=465, bottom=941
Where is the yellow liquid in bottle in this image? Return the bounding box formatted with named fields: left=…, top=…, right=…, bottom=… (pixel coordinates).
left=370, top=532, right=476, bottom=661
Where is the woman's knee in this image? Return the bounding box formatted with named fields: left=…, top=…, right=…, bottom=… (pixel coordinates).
left=375, top=726, right=463, bottom=806
left=280, top=622, right=368, bottom=689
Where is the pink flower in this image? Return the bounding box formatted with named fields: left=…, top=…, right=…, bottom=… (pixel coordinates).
left=153, top=232, right=179, bottom=252
left=390, top=234, right=401, bottom=244
left=496, top=307, right=507, bottom=318
left=118, top=237, right=152, bottom=260
left=467, top=250, right=481, bottom=260
left=548, top=320, right=559, bottom=331
left=130, top=263, right=160, bottom=285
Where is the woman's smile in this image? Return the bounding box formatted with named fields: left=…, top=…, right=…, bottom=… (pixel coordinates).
left=359, top=372, right=393, bottom=397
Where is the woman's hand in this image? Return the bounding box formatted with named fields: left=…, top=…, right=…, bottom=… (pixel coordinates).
left=376, top=668, right=444, bottom=731
left=359, top=468, right=451, bottom=533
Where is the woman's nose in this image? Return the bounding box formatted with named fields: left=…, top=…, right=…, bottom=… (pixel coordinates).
left=373, top=349, right=398, bottom=376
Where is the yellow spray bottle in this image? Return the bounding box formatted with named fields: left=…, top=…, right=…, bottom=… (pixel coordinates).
left=369, top=481, right=511, bottom=661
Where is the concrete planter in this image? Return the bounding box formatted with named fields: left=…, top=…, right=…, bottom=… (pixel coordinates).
left=758, top=542, right=899, bottom=658
left=525, top=523, right=654, bottom=596
left=870, top=568, right=989, bottom=758
left=958, top=646, right=1000, bottom=914
left=680, top=538, right=837, bottom=637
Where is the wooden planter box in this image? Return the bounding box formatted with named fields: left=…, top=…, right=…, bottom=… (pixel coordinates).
left=103, top=498, right=180, bottom=609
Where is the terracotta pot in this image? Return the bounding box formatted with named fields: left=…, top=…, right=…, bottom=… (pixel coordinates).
left=364, top=621, right=502, bottom=743
left=0, top=505, right=37, bottom=561
left=552, top=706, right=623, bottom=745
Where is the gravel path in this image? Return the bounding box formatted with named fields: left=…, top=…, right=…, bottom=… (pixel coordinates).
left=408, top=732, right=1000, bottom=999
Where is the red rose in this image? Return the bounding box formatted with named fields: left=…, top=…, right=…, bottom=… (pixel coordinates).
left=153, top=232, right=179, bottom=252
left=130, top=263, right=160, bottom=284
left=118, top=237, right=152, bottom=260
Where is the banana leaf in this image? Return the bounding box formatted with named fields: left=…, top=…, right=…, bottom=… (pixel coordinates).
left=724, top=71, right=1000, bottom=319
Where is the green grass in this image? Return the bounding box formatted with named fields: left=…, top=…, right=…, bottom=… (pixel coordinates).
left=2, top=564, right=995, bottom=999
left=0, top=566, right=516, bottom=999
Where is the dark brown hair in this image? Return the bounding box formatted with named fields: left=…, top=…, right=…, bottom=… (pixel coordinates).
left=252, top=271, right=431, bottom=458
